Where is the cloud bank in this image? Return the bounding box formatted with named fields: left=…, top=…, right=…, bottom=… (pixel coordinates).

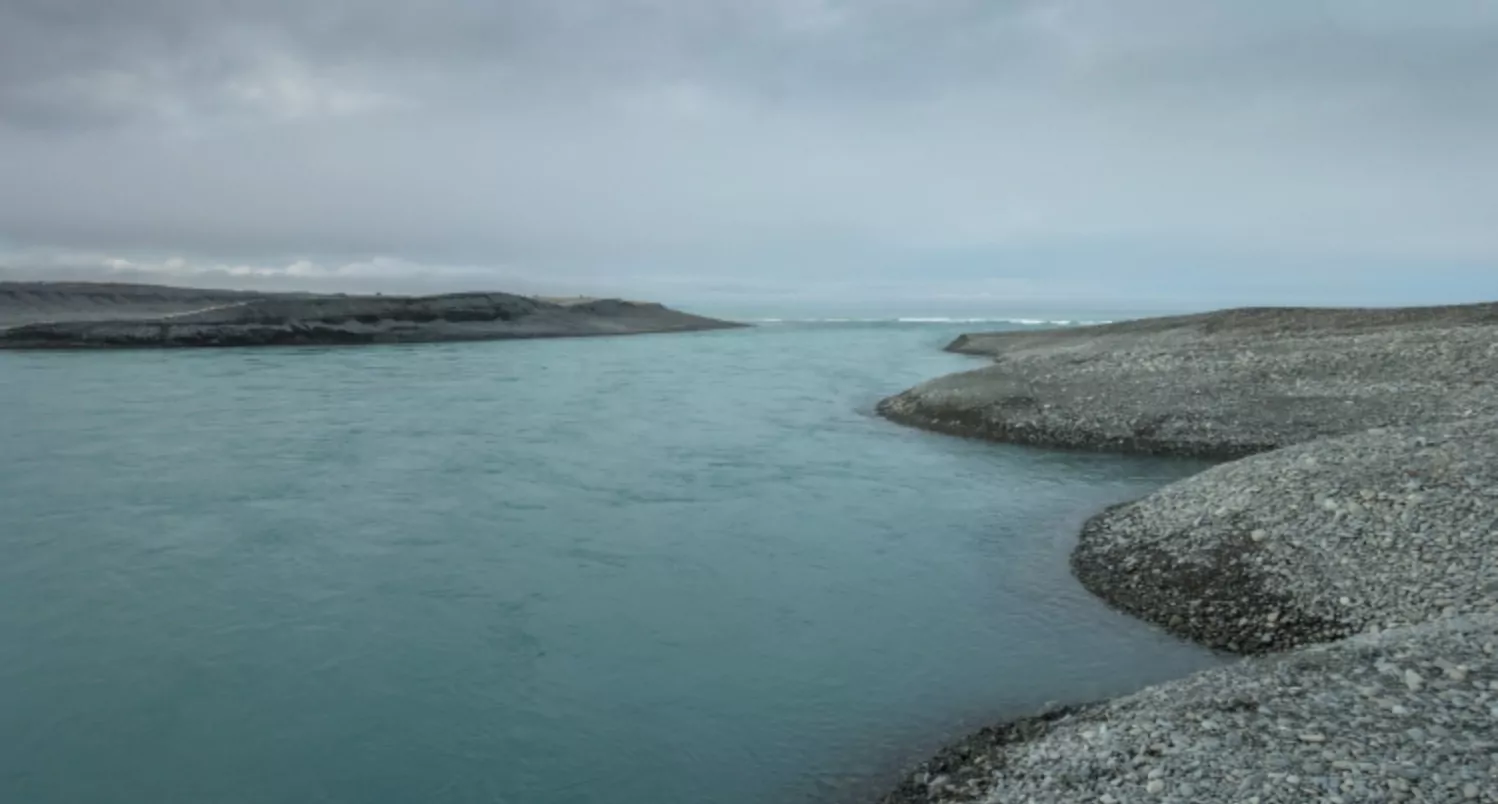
left=1, top=0, right=1495, bottom=308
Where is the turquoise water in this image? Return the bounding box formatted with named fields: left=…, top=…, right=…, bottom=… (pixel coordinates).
left=0, top=323, right=1219, bottom=804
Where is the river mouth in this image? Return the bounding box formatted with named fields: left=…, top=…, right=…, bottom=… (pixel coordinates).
left=0, top=322, right=1221, bottom=804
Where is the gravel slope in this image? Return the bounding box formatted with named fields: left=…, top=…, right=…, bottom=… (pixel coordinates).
left=879, top=304, right=1498, bottom=458
left=883, top=614, right=1497, bottom=804
left=876, top=304, right=1498, bottom=804
left=1074, top=416, right=1498, bottom=655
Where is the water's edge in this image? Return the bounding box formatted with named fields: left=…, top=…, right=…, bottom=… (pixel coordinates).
left=856, top=442, right=1216, bottom=804
left=866, top=306, right=1498, bottom=802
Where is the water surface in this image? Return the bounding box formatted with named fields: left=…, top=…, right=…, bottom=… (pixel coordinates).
left=0, top=322, right=1219, bottom=803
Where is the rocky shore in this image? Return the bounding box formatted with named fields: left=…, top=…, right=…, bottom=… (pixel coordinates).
left=884, top=615, right=1496, bottom=804
left=879, top=304, right=1498, bottom=458
left=0, top=283, right=741, bottom=348
left=876, top=304, right=1498, bottom=803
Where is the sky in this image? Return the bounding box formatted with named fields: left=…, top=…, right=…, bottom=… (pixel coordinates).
left=0, top=0, right=1495, bottom=312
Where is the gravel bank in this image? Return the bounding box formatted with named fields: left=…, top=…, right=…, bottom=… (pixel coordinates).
left=876, top=304, right=1498, bottom=803
left=882, top=614, right=1498, bottom=804
left=878, top=305, right=1498, bottom=458
left=1074, top=416, right=1498, bottom=655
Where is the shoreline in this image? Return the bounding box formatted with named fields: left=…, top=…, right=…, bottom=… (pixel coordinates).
left=873, top=304, right=1498, bottom=803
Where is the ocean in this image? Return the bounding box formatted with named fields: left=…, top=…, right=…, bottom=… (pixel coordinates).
left=0, top=320, right=1220, bottom=804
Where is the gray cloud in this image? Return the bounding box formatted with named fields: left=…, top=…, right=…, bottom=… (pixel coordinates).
left=1, top=0, right=1496, bottom=307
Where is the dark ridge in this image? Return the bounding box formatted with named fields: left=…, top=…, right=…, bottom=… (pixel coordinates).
left=0, top=284, right=742, bottom=349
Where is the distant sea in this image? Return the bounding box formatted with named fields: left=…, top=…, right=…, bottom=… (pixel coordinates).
left=0, top=320, right=1219, bottom=804
left=744, top=316, right=1117, bottom=325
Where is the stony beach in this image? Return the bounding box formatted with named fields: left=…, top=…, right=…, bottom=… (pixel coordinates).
left=876, top=304, right=1498, bottom=803
left=879, top=304, right=1498, bottom=458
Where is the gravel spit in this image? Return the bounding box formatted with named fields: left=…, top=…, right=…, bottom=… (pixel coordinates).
left=875, top=305, right=1498, bottom=804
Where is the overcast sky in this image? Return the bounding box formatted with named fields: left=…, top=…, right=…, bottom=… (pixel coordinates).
left=1, top=0, right=1495, bottom=310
